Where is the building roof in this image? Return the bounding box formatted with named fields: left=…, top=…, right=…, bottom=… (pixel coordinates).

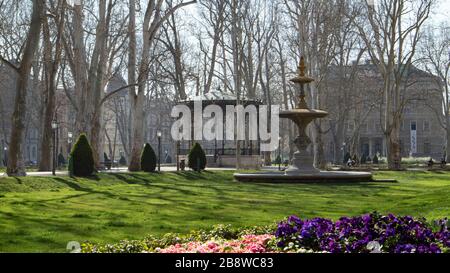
left=327, top=62, right=438, bottom=80
left=106, top=74, right=129, bottom=97
left=180, top=88, right=261, bottom=106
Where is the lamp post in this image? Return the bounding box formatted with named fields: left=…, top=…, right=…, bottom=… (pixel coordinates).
left=176, top=140, right=180, bottom=171
left=68, top=132, right=73, bottom=156
left=342, top=142, right=347, bottom=164
left=157, top=130, right=162, bottom=172
left=3, top=146, right=7, bottom=167
left=0, top=142, right=3, bottom=168
left=278, top=137, right=282, bottom=171
left=51, top=119, right=59, bottom=176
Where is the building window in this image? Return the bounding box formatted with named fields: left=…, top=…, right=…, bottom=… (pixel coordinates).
left=410, top=121, right=417, bottom=131
left=423, top=121, right=430, bottom=132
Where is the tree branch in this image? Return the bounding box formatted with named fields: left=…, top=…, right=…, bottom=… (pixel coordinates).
left=0, top=56, right=19, bottom=73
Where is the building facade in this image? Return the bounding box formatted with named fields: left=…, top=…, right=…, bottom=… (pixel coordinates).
left=321, top=63, right=445, bottom=162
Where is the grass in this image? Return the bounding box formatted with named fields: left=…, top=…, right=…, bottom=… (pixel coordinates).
left=0, top=170, right=449, bottom=252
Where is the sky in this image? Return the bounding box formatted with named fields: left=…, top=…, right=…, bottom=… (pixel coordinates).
left=432, top=0, right=450, bottom=24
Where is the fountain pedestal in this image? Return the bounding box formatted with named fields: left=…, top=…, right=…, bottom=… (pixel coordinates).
left=286, top=152, right=318, bottom=175
left=279, top=108, right=328, bottom=175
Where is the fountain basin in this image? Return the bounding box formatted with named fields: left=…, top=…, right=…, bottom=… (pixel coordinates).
left=279, top=108, right=328, bottom=119
left=234, top=171, right=373, bottom=184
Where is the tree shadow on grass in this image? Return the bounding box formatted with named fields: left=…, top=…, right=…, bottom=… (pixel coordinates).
left=108, top=173, right=152, bottom=185
left=52, top=177, right=93, bottom=192
left=108, top=173, right=202, bottom=197
left=12, top=177, right=23, bottom=184
left=50, top=177, right=118, bottom=200
left=173, top=171, right=211, bottom=180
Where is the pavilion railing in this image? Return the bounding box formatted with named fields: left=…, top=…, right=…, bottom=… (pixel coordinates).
left=179, top=148, right=260, bottom=156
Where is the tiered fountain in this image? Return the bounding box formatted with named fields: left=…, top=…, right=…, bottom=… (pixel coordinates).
left=234, top=57, right=373, bottom=183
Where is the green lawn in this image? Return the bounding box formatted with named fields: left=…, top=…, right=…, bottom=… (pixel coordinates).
left=0, top=170, right=449, bottom=252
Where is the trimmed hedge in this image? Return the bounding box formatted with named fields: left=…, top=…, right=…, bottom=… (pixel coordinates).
left=141, top=143, right=157, bottom=172
left=188, top=143, right=207, bottom=172
left=119, top=155, right=127, bottom=166
left=373, top=155, right=379, bottom=164
left=68, top=134, right=95, bottom=177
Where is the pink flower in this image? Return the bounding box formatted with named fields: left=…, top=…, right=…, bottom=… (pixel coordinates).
left=156, top=234, right=274, bottom=254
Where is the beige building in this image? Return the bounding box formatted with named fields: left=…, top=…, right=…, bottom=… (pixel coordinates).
left=321, top=63, right=445, bottom=163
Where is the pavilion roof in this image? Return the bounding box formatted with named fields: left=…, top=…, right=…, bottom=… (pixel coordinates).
left=180, top=89, right=261, bottom=105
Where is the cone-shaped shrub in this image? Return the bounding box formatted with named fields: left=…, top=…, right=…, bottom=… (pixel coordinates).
left=69, top=134, right=95, bottom=177
left=141, top=143, right=157, bottom=172
left=188, top=142, right=207, bottom=172
left=343, top=152, right=351, bottom=164
left=373, top=154, right=379, bottom=164
left=119, top=155, right=127, bottom=166
left=274, top=155, right=282, bottom=165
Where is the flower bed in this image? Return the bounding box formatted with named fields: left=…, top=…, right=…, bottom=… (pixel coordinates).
left=276, top=212, right=449, bottom=253
left=81, top=213, right=449, bottom=253
left=156, top=234, right=274, bottom=253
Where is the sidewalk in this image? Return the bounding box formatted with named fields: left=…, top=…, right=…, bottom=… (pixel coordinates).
left=0, top=166, right=241, bottom=177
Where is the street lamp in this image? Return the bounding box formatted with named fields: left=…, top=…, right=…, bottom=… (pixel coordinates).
left=51, top=119, right=58, bottom=176
left=157, top=130, right=162, bottom=172
left=2, top=146, right=7, bottom=167
left=278, top=137, right=282, bottom=171
left=68, top=132, right=73, bottom=155
left=176, top=140, right=180, bottom=171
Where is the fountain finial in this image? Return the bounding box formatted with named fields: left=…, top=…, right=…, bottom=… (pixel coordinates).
left=299, top=56, right=306, bottom=77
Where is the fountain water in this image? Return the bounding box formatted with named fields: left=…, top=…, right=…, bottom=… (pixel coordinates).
left=234, top=57, right=373, bottom=183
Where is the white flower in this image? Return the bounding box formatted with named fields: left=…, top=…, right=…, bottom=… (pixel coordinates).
left=367, top=241, right=382, bottom=253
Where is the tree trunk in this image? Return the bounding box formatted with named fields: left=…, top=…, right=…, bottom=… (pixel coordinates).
left=7, top=0, right=44, bottom=176
left=446, top=117, right=450, bottom=162
left=312, top=121, right=326, bottom=169
left=387, top=118, right=402, bottom=170
left=39, top=2, right=65, bottom=171
left=128, top=87, right=145, bottom=171
left=73, top=2, right=89, bottom=136
left=89, top=0, right=109, bottom=169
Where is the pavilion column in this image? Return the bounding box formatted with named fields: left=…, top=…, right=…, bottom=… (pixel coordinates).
left=222, top=107, right=225, bottom=155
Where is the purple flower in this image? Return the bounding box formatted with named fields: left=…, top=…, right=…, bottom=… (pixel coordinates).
left=275, top=213, right=448, bottom=253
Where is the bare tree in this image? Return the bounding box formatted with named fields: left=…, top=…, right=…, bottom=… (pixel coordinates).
left=353, top=0, right=434, bottom=170
left=0, top=0, right=45, bottom=176
left=127, top=0, right=196, bottom=172
left=38, top=0, right=66, bottom=171
left=419, top=23, right=450, bottom=161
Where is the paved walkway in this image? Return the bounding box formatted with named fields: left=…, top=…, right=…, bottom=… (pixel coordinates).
left=0, top=166, right=245, bottom=177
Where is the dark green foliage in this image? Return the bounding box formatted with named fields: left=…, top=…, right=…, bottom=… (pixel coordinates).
left=373, top=155, right=379, bottom=164
left=274, top=155, right=282, bottom=165
left=58, top=153, right=66, bottom=166
left=119, top=155, right=127, bottom=166
left=141, top=143, right=157, bottom=172
left=69, top=134, right=95, bottom=177
left=188, top=143, right=207, bottom=172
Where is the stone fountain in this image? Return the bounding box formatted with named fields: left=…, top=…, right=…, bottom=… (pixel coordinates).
left=234, top=57, right=373, bottom=183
